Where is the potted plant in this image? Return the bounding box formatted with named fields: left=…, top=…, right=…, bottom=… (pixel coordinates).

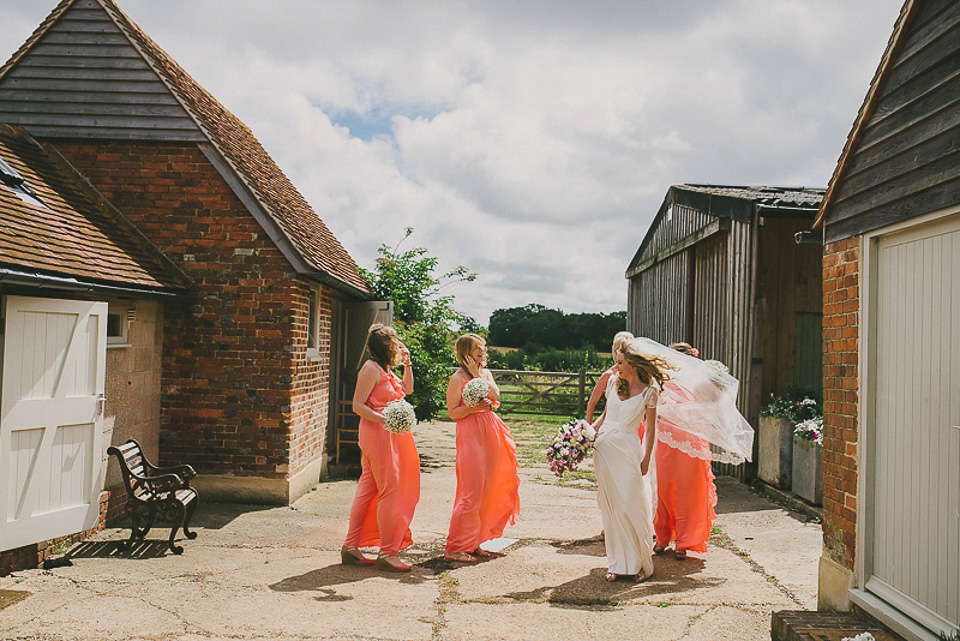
left=792, top=416, right=823, bottom=504
left=758, top=382, right=821, bottom=490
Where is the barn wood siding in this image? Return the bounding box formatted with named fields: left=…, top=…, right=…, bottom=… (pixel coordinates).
left=627, top=249, right=689, bottom=344
left=0, top=0, right=204, bottom=141
left=630, top=203, right=715, bottom=269
left=824, top=0, right=960, bottom=242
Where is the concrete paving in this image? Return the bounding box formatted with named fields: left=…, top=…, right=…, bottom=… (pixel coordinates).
left=0, top=420, right=821, bottom=641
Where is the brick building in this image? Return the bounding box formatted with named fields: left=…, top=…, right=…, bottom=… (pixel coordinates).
left=814, top=0, right=959, bottom=638
left=0, top=0, right=381, bottom=571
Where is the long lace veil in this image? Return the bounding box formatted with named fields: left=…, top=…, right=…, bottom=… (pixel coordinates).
left=630, top=337, right=755, bottom=466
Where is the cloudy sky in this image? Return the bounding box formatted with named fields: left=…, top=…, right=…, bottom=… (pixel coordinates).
left=1, top=0, right=904, bottom=324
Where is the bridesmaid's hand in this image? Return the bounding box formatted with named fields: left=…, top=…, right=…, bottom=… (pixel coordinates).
left=640, top=456, right=651, bottom=476
left=464, top=355, right=482, bottom=378
left=473, top=398, right=491, bottom=412
left=399, top=344, right=412, bottom=367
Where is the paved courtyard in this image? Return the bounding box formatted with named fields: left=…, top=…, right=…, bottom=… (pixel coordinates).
left=0, top=419, right=822, bottom=641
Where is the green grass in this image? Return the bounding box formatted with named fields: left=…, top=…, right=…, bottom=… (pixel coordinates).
left=501, top=412, right=596, bottom=487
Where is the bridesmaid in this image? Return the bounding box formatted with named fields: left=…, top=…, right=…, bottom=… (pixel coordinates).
left=444, top=333, right=520, bottom=563
left=585, top=331, right=634, bottom=423
left=652, top=341, right=718, bottom=560
left=342, top=323, right=419, bottom=572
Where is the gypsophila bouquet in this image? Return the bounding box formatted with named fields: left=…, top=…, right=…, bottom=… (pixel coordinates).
left=462, top=377, right=490, bottom=407
left=382, top=399, right=417, bottom=434
left=546, top=418, right=596, bottom=478
left=704, top=359, right=729, bottom=377
left=794, top=417, right=823, bottom=445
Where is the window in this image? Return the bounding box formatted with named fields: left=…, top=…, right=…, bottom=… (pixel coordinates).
left=0, top=155, right=46, bottom=209
left=107, top=303, right=131, bottom=347
left=306, top=288, right=319, bottom=360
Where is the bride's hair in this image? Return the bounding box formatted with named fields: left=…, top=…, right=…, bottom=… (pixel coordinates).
left=611, top=331, right=634, bottom=355
left=455, top=333, right=486, bottom=373
left=616, top=343, right=671, bottom=399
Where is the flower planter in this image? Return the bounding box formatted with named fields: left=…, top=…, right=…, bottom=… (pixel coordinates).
left=791, top=435, right=823, bottom=505
left=758, top=416, right=793, bottom=489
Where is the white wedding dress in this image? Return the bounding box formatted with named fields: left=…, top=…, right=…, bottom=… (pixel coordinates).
left=594, top=376, right=658, bottom=577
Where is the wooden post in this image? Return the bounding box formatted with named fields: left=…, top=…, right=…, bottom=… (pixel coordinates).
left=577, top=367, right=586, bottom=417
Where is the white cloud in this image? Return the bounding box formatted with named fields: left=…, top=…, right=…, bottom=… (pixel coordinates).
left=0, top=0, right=904, bottom=323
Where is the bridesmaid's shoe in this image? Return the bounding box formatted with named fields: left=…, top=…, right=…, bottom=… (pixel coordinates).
left=472, top=548, right=494, bottom=558
left=444, top=552, right=478, bottom=564
left=375, top=555, right=412, bottom=572
left=340, top=546, right=375, bottom=566
left=653, top=544, right=667, bottom=556
left=674, top=549, right=687, bottom=561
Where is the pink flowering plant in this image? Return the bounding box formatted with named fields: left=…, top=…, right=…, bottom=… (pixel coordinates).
left=794, top=417, right=823, bottom=445
left=546, top=418, right=596, bottom=478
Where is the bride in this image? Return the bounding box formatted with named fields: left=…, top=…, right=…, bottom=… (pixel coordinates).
left=591, top=340, right=671, bottom=583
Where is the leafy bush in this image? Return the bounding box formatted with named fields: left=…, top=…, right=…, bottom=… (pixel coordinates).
left=358, top=229, right=475, bottom=421
left=760, top=381, right=822, bottom=423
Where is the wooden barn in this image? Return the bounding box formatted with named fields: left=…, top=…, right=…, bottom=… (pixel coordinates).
left=625, top=184, right=825, bottom=477
left=813, top=0, right=959, bottom=637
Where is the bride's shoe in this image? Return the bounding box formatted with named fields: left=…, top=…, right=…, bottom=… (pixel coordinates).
left=340, top=546, right=374, bottom=566
left=604, top=572, right=618, bottom=582
left=634, top=571, right=648, bottom=583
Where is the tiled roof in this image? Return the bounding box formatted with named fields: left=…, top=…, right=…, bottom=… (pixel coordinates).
left=0, top=124, right=189, bottom=291
left=680, top=184, right=825, bottom=208
left=97, top=0, right=371, bottom=294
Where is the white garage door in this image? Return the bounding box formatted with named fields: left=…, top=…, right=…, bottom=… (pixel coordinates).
left=0, top=296, right=107, bottom=551
left=867, top=212, right=960, bottom=635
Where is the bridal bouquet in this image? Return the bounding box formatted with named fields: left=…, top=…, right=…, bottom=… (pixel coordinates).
left=382, top=399, right=417, bottom=434
left=462, top=377, right=489, bottom=406
left=546, top=418, right=596, bottom=478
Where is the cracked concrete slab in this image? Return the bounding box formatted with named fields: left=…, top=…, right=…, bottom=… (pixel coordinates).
left=0, top=420, right=821, bottom=641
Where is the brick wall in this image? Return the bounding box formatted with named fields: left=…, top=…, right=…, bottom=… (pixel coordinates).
left=52, top=140, right=333, bottom=481
left=821, top=237, right=860, bottom=570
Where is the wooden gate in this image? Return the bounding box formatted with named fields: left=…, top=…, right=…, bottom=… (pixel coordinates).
left=493, top=369, right=604, bottom=417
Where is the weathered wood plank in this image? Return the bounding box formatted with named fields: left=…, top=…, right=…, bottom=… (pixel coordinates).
left=838, top=128, right=960, bottom=199
left=7, top=66, right=162, bottom=82
left=871, top=57, right=960, bottom=126
left=20, top=54, right=150, bottom=70
left=0, top=100, right=190, bottom=118
left=830, top=149, right=960, bottom=221
left=0, top=77, right=169, bottom=93
left=0, top=89, right=181, bottom=105
left=846, top=103, right=960, bottom=177
left=38, top=31, right=130, bottom=46
left=824, top=177, right=960, bottom=243
left=30, top=43, right=142, bottom=58
left=12, top=124, right=207, bottom=141
left=51, top=19, right=125, bottom=34
left=881, top=20, right=960, bottom=96
left=0, top=111, right=200, bottom=130
left=894, top=0, right=960, bottom=63
left=858, top=71, right=960, bottom=148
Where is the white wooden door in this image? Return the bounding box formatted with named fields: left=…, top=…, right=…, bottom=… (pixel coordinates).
left=0, top=296, right=107, bottom=551
left=867, top=213, right=960, bottom=633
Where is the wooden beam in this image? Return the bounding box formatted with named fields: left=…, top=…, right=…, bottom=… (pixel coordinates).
left=626, top=218, right=728, bottom=278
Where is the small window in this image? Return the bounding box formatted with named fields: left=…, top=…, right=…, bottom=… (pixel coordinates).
left=306, top=288, right=319, bottom=359
left=0, top=155, right=46, bottom=209
left=107, top=305, right=130, bottom=347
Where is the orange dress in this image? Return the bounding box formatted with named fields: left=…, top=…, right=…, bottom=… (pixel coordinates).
left=653, top=438, right=717, bottom=553
left=445, top=380, right=520, bottom=556
left=343, top=366, right=421, bottom=555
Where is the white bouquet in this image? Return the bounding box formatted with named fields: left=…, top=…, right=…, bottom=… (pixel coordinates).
left=461, top=377, right=490, bottom=407
left=704, top=359, right=729, bottom=377
left=382, top=399, right=417, bottom=434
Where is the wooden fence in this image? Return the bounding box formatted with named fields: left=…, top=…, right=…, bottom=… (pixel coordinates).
left=491, top=368, right=605, bottom=416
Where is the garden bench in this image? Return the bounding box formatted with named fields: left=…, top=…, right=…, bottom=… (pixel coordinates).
left=107, top=439, right=199, bottom=554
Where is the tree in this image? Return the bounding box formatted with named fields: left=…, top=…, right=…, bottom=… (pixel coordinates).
left=488, top=305, right=626, bottom=351
left=358, top=228, right=477, bottom=421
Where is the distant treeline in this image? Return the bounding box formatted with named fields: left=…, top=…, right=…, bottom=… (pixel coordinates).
left=488, top=304, right=626, bottom=351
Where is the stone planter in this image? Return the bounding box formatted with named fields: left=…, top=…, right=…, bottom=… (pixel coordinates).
left=792, top=435, right=823, bottom=505
left=758, top=416, right=794, bottom=489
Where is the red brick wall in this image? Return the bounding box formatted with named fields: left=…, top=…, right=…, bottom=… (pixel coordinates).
left=821, top=237, right=860, bottom=570
left=52, top=140, right=332, bottom=480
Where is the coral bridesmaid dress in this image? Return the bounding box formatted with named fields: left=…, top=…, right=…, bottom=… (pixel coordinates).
left=445, top=380, right=520, bottom=556
left=653, top=434, right=717, bottom=554
left=344, top=367, right=421, bottom=555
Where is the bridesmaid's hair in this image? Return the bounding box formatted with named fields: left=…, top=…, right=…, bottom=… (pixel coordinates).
left=616, top=345, right=671, bottom=399
left=455, top=333, right=486, bottom=373
left=611, top=331, right=634, bottom=355
left=669, top=342, right=694, bottom=355
left=365, top=323, right=398, bottom=370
